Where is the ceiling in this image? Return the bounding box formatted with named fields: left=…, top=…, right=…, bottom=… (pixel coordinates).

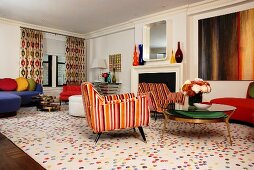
left=0, top=0, right=205, bottom=34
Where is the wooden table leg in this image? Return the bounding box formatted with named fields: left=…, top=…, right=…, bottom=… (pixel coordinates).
left=225, top=110, right=235, bottom=145
left=225, top=119, right=232, bottom=145
left=161, top=112, right=168, bottom=140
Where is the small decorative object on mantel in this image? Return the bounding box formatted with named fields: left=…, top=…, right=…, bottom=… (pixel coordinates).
left=138, top=44, right=145, bottom=65
left=133, top=45, right=139, bottom=66
left=170, top=50, right=176, bottom=63
left=181, top=78, right=211, bottom=106
left=175, top=41, right=183, bottom=63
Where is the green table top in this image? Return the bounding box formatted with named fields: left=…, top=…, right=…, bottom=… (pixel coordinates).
left=170, top=110, right=227, bottom=119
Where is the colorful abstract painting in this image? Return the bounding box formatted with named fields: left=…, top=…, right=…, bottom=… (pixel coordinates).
left=198, top=8, right=254, bottom=80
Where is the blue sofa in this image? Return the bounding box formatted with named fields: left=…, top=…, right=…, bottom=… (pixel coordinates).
left=0, top=84, right=43, bottom=115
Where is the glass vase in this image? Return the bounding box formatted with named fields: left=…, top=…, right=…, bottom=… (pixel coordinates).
left=112, top=69, right=116, bottom=83
left=138, top=44, right=145, bottom=65
left=188, top=93, right=202, bottom=106
left=133, top=45, right=139, bottom=66
left=175, top=41, right=183, bottom=63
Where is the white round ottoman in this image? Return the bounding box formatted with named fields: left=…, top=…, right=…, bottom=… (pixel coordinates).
left=69, top=95, right=85, bottom=117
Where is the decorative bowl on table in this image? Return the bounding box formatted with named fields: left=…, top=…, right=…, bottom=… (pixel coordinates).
left=193, top=102, right=212, bottom=110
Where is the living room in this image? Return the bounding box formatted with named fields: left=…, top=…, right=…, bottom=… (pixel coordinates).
left=0, top=0, right=253, bottom=169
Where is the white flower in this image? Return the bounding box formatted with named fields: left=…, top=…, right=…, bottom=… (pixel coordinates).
left=184, top=80, right=191, bottom=84
left=201, top=85, right=208, bottom=93
left=191, top=84, right=201, bottom=94
left=194, top=78, right=203, bottom=82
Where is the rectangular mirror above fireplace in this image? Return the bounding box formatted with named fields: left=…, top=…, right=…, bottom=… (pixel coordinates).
left=143, top=20, right=167, bottom=61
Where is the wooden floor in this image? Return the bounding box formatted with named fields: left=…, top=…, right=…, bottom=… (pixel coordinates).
left=0, top=132, right=45, bottom=170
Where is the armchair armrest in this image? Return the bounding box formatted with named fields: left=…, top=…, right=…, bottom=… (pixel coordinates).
left=138, top=91, right=158, bottom=112
left=62, top=84, right=67, bottom=92
left=167, top=92, right=185, bottom=105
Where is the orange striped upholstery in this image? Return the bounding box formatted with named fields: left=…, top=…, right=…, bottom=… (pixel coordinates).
left=138, top=83, right=185, bottom=113
left=81, top=82, right=150, bottom=133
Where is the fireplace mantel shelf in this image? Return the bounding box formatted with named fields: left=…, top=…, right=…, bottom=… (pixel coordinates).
left=131, top=63, right=183, bottom=94
left=131, top=63, right=183, bottom=69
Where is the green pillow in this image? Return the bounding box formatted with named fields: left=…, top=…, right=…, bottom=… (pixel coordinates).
left=248, top=82, right=254, bottom=98
left=27, top=78, right=36, bottom=91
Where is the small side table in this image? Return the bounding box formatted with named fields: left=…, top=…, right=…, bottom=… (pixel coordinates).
left=32, top=95, right=60, bottom=112
left=93, top=82, right=121, bottom=95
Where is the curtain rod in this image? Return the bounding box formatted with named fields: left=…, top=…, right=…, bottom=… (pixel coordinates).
left=20, top=26, right=84, bottom=39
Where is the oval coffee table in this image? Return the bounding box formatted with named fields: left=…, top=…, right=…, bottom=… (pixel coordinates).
left=162, top=104, right=236, bottom=145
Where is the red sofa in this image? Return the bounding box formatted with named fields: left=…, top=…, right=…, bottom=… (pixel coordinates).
left=210, top=82, right=254, bottom=125
left=59, top=85, right=81, bottom=103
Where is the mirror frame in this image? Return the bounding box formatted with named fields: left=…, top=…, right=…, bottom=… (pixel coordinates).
left=143, top=20, right=167, bottom=61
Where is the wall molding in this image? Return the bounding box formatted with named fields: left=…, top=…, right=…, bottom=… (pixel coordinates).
left=187, top=0, right=248, bottom=15
left=83, top=21, right=134, bottom=40
left=0, top=17, right=83, bottom=38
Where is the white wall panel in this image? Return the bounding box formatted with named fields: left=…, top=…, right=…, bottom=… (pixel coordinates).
left=0, top=22, right=20, bottom=78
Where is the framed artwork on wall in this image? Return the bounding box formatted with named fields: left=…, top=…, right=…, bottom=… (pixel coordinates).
left=109, top=54, right=121, bottom=72
left=198, top=8, right=254, bottom=80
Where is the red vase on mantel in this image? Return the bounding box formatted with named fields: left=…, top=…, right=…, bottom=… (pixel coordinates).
left=133, top=45, right=139, bottom=66
left=175, top=42, right=183, bottom=63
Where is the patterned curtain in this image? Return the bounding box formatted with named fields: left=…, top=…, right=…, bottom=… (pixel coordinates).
left=65, top=36, right=86, bottom=85
left=20, top=28, right=43, bottom=83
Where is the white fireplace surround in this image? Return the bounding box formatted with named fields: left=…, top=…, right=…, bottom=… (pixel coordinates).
left=131, top=63, right=183, bottom=95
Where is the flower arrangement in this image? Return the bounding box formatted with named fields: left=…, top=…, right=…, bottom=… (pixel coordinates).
left=102, top=72, right=108, bottom=79
left=181, top=78, right=211, bottom=96
left=102, top=72, right=109, bottom=82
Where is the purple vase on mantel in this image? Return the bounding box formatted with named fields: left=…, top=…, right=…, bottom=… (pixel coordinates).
left=175, top=42, right=183, bottom=63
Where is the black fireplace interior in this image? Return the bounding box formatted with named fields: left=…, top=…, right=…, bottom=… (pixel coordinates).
left=139, top=72, right=176, bottom=92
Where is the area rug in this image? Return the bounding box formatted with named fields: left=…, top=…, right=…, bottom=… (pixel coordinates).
left=0, top=107, right=253, bottom=170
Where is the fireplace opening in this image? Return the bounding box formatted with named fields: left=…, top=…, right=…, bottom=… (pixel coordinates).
left=139, top=72, right=176, bottom=92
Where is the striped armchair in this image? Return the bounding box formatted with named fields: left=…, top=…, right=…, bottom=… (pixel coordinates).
left=138, top=83, right=185, bottom=119
left=81, top=82, right=150, bottom=143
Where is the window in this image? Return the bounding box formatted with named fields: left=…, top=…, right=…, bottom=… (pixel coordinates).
left=43, top=55, right=66, bottom=87
left=56, top=56, right=66, bottom=86
left=43, top=55, right=52, bottom=86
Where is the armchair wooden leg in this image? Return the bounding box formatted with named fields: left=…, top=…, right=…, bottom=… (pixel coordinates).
left=138, top=126, right=147, bottom=143
left=94, top=133, right=102, bottom=144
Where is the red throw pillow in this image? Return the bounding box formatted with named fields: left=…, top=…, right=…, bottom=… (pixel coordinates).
left=0, top=78, right=18, bottom=91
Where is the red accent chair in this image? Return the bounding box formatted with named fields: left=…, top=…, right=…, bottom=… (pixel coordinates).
left=210, top=82, right=254, bottom=125
left=59, top=84, right=81, bottom=104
